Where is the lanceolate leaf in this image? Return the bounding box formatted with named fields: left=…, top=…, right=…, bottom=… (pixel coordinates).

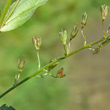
left=0, top=0, right=48, bottom=32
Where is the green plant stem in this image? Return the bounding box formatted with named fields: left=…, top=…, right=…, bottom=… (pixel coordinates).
left=0, top=0, right=12, bottom=26
left=43, top=69, right=57, bottom=78
left=1, top=0, right=20, bottom=27
left=37, top=51, right=40, bottom=70
left=81, top=28, right=86, bottom=46
left=0, top=35, right=110, bottom=99
left=106, top=26, right=110, bottom=35
left=102, top=20, right=106, bottom=37
left=63, top=45, right=67, bottom=56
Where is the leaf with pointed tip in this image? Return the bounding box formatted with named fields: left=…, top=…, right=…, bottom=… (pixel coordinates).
left=0, top=0, right=48, bottom=32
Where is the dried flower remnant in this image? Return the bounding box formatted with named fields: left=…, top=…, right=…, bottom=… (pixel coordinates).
left=100, top=4, right=109, bottom=20
left=70, top=26, right=79, bottom=41
left=14, top=59, right=25, bottom=86
left=48, top=58, right=58, bottom=71
left=32, top=37, right=42, bottom=51
left=57, top=67, right=66, bottom=78
left=81, top=12, right=88, bottom=28
left=59, top=30, right=67, bottom=45
left=18, top=59, right=25, bottom=72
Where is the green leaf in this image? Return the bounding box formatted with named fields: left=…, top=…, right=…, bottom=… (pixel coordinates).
left=0, top=104, right=15, bottom=110
left=0, top=0, right=48, bottom=32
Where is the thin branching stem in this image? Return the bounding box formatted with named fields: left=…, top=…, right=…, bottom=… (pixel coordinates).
left=106, top=26, right=110, bottom=35
left=102, top=20, right=106, bottom=37
left=63, top=45, right=67, bottom=56
left=37, top=51, right=40, bottom=70
left=43, top=69, right=57, bottom=78
left=81, top=28, right=86, bottom=46
left=0, top=35, right=110, bottom=98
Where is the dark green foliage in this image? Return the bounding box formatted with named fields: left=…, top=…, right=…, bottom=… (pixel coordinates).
left=0, top=104, right=15, bottom=110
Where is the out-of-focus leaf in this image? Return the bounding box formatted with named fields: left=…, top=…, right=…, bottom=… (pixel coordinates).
left=0, top=104, right=16, bottom=110
left=0, top=0, right=48, bottom=32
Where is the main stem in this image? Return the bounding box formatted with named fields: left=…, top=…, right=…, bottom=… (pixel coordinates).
left=0, top=35, right=110, bottom=98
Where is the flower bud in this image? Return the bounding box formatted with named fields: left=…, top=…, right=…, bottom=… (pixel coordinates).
left=18, top=59, right=25, bottom=72
left=93, top=48, right=100, bottom=54
left=57, top=67, right=66, bottom=78
left=48, top=59, right=58, bottom=71
left=81, top=12, right=88, bottom=28
left=59, top=30, right=67, bottom=45
left=32, top=37, right=42, bottom=51
left=93, top=43, right=102, bottom=54
left=70, top=26, right=79, bottom=41
left=100, top=4, right=109, bottom=20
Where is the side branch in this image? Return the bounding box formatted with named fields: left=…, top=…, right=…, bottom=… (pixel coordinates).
left=0, top=35, right=110, bottom=98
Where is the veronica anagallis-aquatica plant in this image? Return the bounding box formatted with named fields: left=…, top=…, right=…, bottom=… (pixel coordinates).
left=0, top=1, right=110, bottom=109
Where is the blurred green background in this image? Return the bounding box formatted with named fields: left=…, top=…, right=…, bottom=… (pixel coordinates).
left=0, top=0, right=110, bottom=110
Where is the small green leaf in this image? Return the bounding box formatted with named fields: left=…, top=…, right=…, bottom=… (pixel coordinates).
left=0, top=0, right=48, bottom=32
